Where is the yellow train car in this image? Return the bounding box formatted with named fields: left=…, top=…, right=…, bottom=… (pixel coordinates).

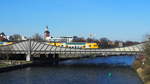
left=47, top=42, right=64, bottom=47
left=0, top=42, right=14, bottom=46
left=85, top=43, right=99, bottom=48
left=4, top=42, right=13, bottom=45
left=48, top=42, right=99, bottom=49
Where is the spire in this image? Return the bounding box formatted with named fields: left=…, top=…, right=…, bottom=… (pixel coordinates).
left=45, top=26, right=49, bottom=31
left=44, top=26, right=50, bottom=33
left=44, top=26, right=50, bottom=39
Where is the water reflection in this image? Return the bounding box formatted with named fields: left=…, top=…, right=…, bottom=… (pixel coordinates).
left=0, top=56, right=143, bottom=84
left=60, top=56, right=136, bottom=66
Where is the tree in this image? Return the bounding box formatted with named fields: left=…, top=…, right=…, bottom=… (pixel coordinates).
left=32, top=33, right=44, bottom=41
left=100, top=37, right=110, bottom=42
left=99, top=37, right=110, bottom=48
left=144, top=38, right=150, bottom=64
left=0, top=47, right=2, bottom=60
left=143, top=39, right=150, bottom=82
left=86, top=38, right=97, bottom=43
left=124, top=41, right=139, bottom=47
left=72, top=36, right=86, bottom=42
left=0, top=46, right=12, bottom=60
left=9, top=34, right=22, bottom=41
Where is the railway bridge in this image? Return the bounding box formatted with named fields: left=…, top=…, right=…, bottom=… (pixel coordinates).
left=0, top=40, right=144, bottom=63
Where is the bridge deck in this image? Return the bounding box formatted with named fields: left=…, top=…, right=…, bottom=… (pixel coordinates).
left=0, top=40, right=144, bottom=56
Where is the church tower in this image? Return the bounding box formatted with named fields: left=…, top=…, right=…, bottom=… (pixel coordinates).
left=44, top=26, right=51, bottom=41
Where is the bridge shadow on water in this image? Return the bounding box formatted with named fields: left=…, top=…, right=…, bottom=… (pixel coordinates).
left=55, top=55, right=136, bottom=67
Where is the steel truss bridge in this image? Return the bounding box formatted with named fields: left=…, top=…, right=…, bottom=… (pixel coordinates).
left=0, top=40, right=144, bottom=61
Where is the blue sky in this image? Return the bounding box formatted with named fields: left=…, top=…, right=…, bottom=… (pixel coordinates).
left=0, top=0, right=150, bottom=41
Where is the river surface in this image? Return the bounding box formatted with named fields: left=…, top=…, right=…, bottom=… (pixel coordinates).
left=0, top=56, right=143, bottom=84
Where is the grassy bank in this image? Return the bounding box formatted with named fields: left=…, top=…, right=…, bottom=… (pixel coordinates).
left=0, top=63, right=12, bottom=68
left=133, top=59, right=150, bottom=84
left=0, top=60, right=32, bottom=68
left=0, top=60, right=32, bottom=73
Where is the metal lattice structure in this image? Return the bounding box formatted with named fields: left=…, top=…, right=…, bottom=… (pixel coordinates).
left=0, top=40, right=143, bottom=56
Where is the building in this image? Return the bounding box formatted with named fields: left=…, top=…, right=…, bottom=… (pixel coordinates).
left=0, top=32, right=8, bottom=41
left=118, top=42, right=123, bottom=47
left=51, top=37, right=73, bottom=43
left=8, top=35, right=27, bottom=41
left=44, top=26, right=51, bottom=41
left=44, top=26, right=73, bottom=42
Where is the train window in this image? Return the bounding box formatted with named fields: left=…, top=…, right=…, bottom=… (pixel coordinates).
left=83, top=46, right=85, bottom=48
left=94, top=45, right=97, bottom=47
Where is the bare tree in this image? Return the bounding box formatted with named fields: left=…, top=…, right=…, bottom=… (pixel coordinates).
left=99, top=37, right=110, bottom=48
left=144, top=37, right=150, bottom=64
left=142, top=35, right=150, bottom=82
left=0, top=46, right=10, bottom=60
left=0, top=47, right=2, bottom=61
left=72, top=36, right=86, bottom=42
left=86, top=38, right=97, bottom=43
left=9, top=34, right=22, bottom=41
left=32, top=33, right=44, bottom=41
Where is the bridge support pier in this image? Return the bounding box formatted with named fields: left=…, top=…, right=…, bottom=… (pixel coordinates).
left=54, top=54, right=59, bottom=65
left=26, top=54, right=31, bottom=61
left=48, top=54, right=59, bottom=65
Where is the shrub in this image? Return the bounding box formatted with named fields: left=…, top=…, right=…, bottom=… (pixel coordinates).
left=132, top=60, right=142, bottom=70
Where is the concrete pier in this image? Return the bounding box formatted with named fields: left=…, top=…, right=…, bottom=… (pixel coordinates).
left=26, top=54, right=31, bottom=61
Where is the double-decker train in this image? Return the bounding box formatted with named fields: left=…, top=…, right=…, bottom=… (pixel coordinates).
left=0, top=41, right=99, bottom=49
left=0, top=42, right=14, bottom=46
left=48, top=42, right=99, bottom=49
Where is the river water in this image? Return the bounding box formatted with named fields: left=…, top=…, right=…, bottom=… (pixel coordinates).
left=0, top=56, right=143, bottom=84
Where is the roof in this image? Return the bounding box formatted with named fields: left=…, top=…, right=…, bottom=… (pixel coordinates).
left=0, top=32, right=6, bottom=36
left=66, top=42, right=86, bottom=45
left=44, top=31, right=50, bottom=33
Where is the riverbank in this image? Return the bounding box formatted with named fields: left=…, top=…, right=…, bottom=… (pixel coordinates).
left=133, top=59, right=150, bottom=84
left=0, top=60, right=32, bottom=73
